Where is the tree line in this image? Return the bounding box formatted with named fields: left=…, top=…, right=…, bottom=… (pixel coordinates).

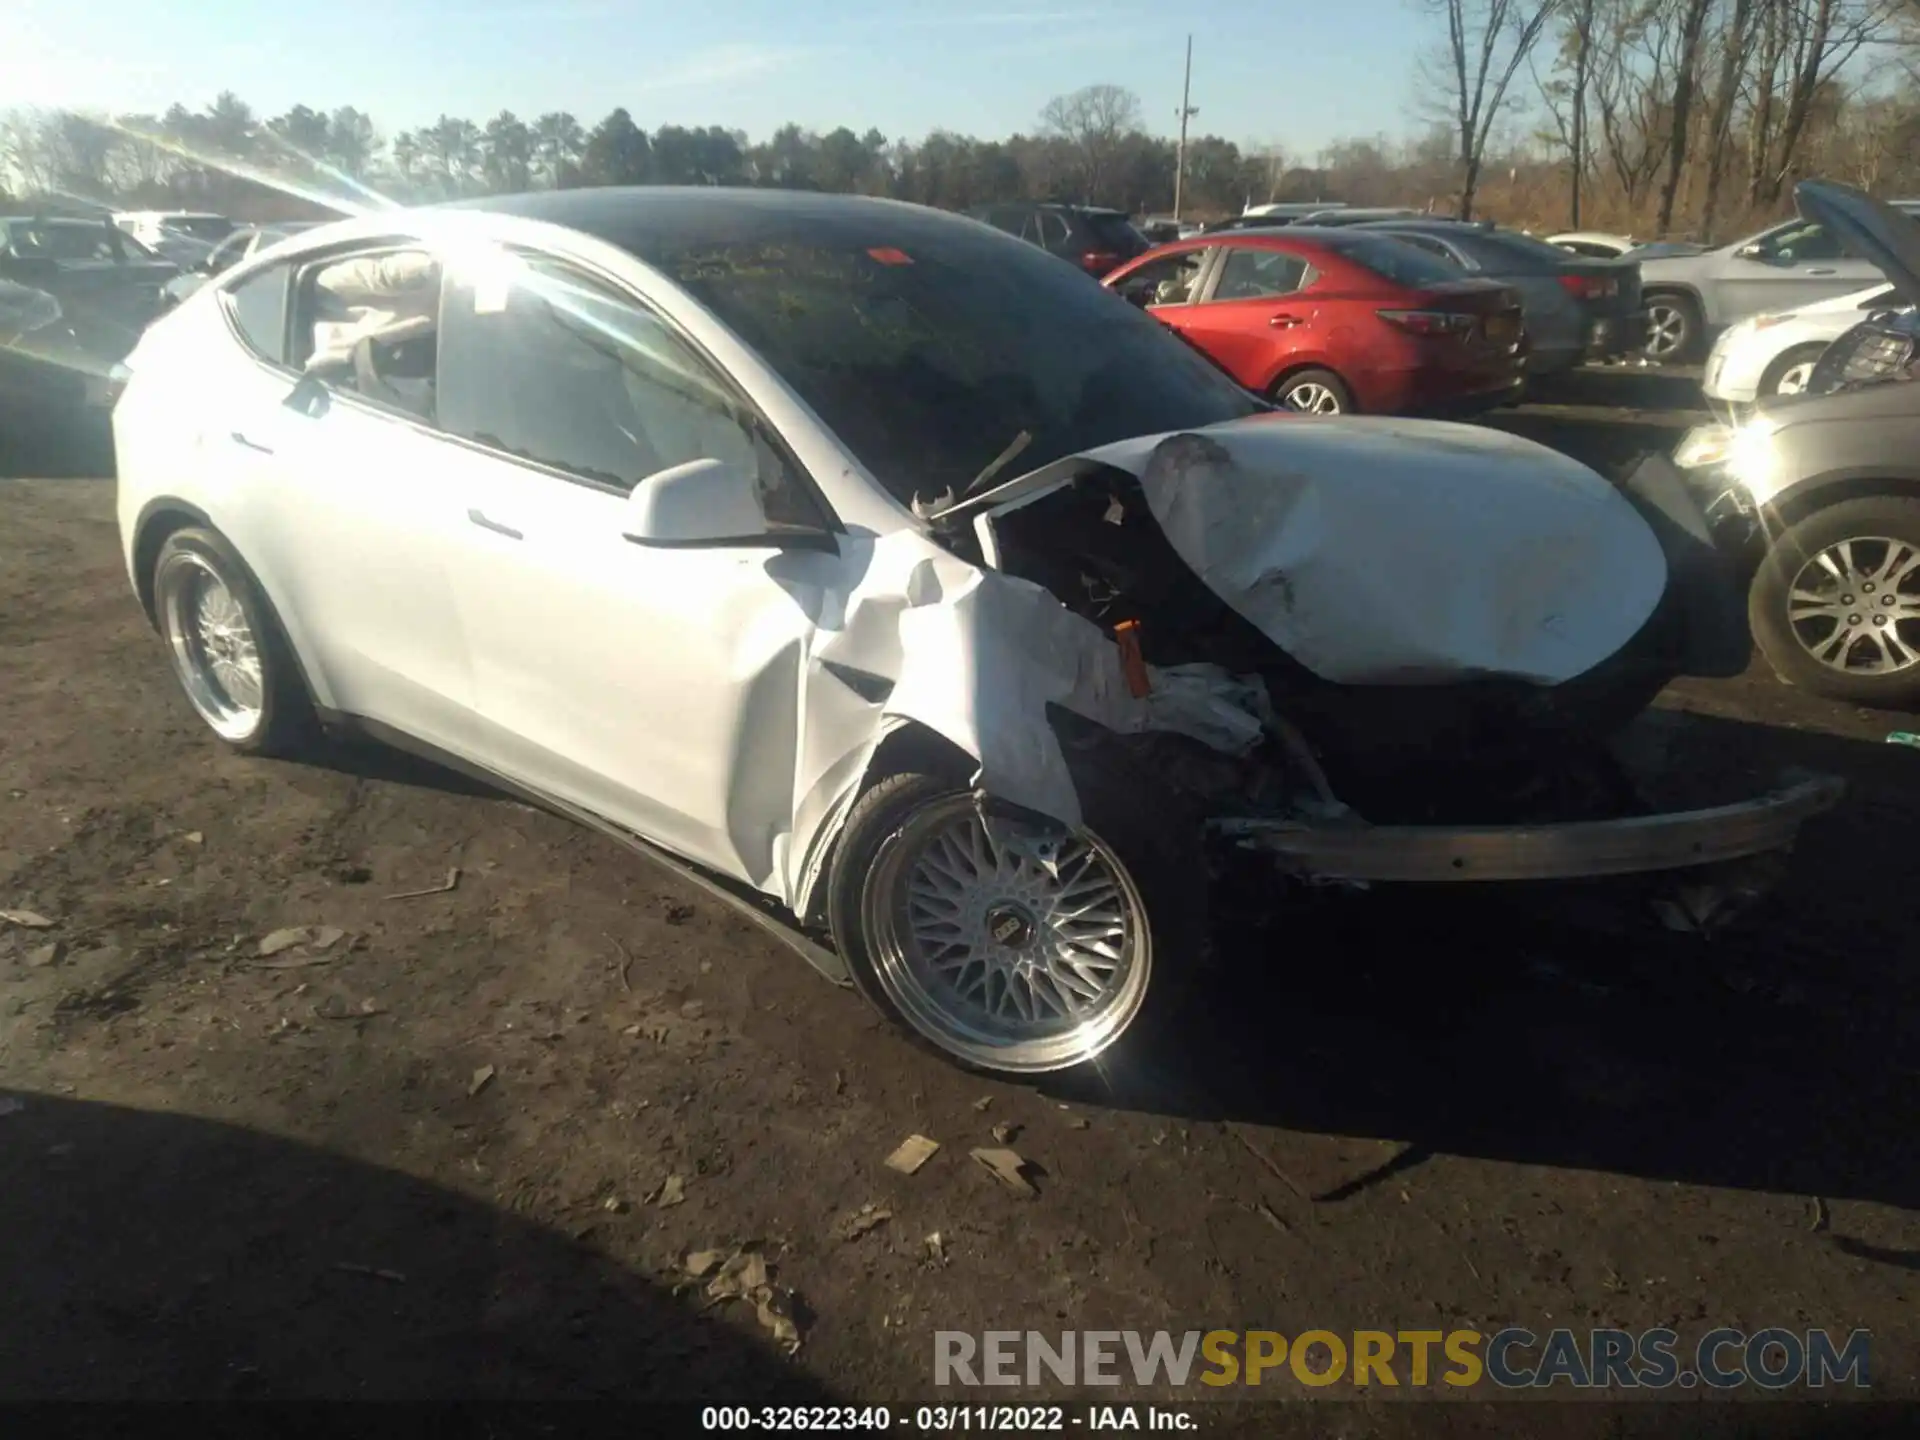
left=2, top=0, right=1917, bottom=245
left=0, top=86, right=1286, bottom=227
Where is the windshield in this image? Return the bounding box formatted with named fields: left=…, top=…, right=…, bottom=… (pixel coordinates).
left=657, top=231, right=1262, bottom=509
left=1084, top=211, right=1149, bottom=256
left=1481, top=230, right=1590, bottom=270
left=162, top=216, right=236, bottom=241
left=4, top=221, right=124, bottom=261
left=1313, top=232, right=1462, bottom=287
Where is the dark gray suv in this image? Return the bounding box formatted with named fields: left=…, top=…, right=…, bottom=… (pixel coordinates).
left=965, top=202, right=1150, bottom=278
left=1675, top=180, right=1920, bottom=710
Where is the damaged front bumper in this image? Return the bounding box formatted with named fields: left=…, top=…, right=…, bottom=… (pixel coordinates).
left=1214, top=771, right=1844, bottom=883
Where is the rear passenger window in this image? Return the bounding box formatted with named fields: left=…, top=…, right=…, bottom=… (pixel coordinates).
left=1212, top=249, right=1309, bottom=301
left=224, top=265, right=290, bottom=363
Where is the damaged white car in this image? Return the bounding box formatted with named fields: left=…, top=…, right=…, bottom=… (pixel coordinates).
left=113, top=190, right=1844, bottom=1075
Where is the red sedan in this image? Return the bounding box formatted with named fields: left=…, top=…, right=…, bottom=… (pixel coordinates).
left=1102, top=229, right=1527, bottom=415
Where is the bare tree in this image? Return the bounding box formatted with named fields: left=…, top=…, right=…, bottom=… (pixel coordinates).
left=1655, top=0, right=1716, bottom=235
left=1038, top=84, right=1144, bottom=204
left=1698, top=0, right=1757, bottom=241
left=1418, top=0, right=1558, bottom=217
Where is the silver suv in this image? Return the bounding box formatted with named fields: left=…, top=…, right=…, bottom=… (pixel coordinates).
left=1636, top=201, right=1920, bottom=362
left=1674, top=182, right=1920, bottom=709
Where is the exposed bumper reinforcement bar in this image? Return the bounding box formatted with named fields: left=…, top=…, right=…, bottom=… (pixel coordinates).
left=1214, top=772, right=1846, bottom=883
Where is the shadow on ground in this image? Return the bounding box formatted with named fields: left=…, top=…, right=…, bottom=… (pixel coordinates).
left=1055, top=709, right=1920, bottom=1215
left=0, top=1093, right=836, bottom=1401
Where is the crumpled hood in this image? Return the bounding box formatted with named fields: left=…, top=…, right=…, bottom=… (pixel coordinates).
left=1011, top=416, right=1672, bottom=687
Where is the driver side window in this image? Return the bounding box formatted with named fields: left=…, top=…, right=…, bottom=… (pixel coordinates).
left=1758, top=221, right=1844, bottom=263
left=436, top=252, right=826, bottom=528
left=292, top=247, right=442, bottom=423
left=1119, top=250, right=1209, bottom=307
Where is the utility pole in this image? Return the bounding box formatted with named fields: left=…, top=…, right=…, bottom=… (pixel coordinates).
left=1172, top=34, right=1197, bottom=223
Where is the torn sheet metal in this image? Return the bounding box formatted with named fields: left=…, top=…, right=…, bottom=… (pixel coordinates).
left=1034, top=419, right=1673, bottom=687
left=781, top=530, right=1272, bottom=911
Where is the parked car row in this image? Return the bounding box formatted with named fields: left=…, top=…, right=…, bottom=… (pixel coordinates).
left=109, top=183, right=1848, bottom=1079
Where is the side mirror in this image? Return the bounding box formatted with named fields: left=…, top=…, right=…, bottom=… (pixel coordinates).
left=621, top=456, right=830, bottom=550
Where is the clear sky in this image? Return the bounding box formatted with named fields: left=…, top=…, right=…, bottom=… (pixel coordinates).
left=4, top=0, right=1436, bottom=160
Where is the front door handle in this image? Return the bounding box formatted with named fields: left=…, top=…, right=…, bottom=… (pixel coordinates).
left=467, top=508, right=523, bottom=540
left=1805, top=267, right=1838, bottom=276
left=230, top=431, right=273, bottom=454
left=1269, top=315, right=1302, bottom=328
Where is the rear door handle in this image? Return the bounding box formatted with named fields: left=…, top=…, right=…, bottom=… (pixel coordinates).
left=467, top=508, right=523, bottom=540
left=1269, top=315, right=1302, bottom=328
left=1805, top=267, right=1838, bottom=276
left=230, top=431, right=273, bottom=454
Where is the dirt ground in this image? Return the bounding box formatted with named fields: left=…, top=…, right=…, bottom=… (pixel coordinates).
left=2, top=392, right=1918, bottom=1433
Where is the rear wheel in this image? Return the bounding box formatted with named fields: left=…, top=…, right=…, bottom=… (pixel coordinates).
left=152, top=526, right=312, bottom=754
left=1642, top=292, right=1702, bottom=365
left=1272, top=367, right=1352, bottom=415
left=1758, top=342, right=1826, bottom=398
left=826, top=769, right=1202, bottom=1076
left=1749, top=496, right=1920, bottom=709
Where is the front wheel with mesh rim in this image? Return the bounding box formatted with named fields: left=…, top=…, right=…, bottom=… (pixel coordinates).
left=826, top=772, right=1199, bottom=1075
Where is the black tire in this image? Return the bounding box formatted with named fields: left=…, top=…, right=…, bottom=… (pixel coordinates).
left=151, top=525, right=314, bottom=755
left=825, top=759, right=1206, bottom=1078
left=1642, top=291, right=1703, bottom=365
left=1272, top=367, right=1353, bottom=414
left=1758, top=342, right=1828, bottom=399
left=1748, top=496, right=1920, bottom=709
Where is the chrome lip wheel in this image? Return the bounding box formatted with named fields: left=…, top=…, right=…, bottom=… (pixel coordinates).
left=861, top=796, right=1151, bottom=1073
left=1281, top=382, right=1341, bottom=414
left=158, top=552, right=265, bottom=741
left=1787, top=536, right=1920, bottom=675
left=1644, top=303, right=1686, bottom=360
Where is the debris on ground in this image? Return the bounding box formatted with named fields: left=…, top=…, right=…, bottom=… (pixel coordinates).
left=885, top=1134, right=940, bottom=1175
left=924, top=1231, right=947, bottom=1266
left=662, top=901, right=695, bottom=924
left=468, top=1065, right=496, bottom=1097
left=990, top=1122, right=1019, bottom=1145
left=655, top=1173, right=687, bottom=1208
left=331, top=1261, right=406, bottom=1283
left=691, top=1244, right=802, bottom=1351
left=685, top=1248, right=728, bottom=1279
left=26, top=941, right=64, bottom=968
left=1065, top=1117, right=1090, bottom=1130
left=311, top=996, right=385, bottom=1020
left=255, top=926, right=347, bottom=966
left=181, top=830, right=204, bottom=845
left=1809, top=1196, right=1831, bottom=1233
left=970, top=1146, right=1038, bottom=1198
left=679, top=1000, right=705, bottom=1020
left=258, top=926, right=346, bottom=958
left=753, top=1285, right=803, bottom=1353
left=832, top=1202, right=893, bottom=1242
left=0, top=909, right=56, bottom=929
left=602, top=1195, right=628, bottom=1214
left=972, top=1096, right=993, bottom=1112
left=384, top=868, right=460, bottom=900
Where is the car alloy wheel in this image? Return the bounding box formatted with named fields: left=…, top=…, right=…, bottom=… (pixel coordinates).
left=1786, top=536, right=1920, bottom=675
left=1643, top=300, right=1690, bottom=361
left=1774, top=359, right=1816, bottom=396
left=1281, top=380, right=1342, bottom=414
left=858, top=794, right=1152, bottom=1073
left=157, top=549, right=266, bottom=743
